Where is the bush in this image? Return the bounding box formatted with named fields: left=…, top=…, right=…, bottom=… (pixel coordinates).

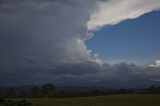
left=16, top=99, right=32, bottom=106
left=0, top=99, right=32, bottom=106
left=0, top=98, right=5, bottom=103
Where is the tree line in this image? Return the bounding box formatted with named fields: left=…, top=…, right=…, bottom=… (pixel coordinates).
left=1, top=83, right=160, bottom=99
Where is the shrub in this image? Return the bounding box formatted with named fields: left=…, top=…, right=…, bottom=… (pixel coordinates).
left=0, top=99, right=32, bottom=106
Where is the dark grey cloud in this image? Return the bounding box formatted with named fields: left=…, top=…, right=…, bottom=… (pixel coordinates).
left=1, top=61, right=160, bottom=87
left=0, top=0, right=160, bottom=87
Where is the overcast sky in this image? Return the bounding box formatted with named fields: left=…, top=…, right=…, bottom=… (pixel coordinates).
left=0, top=0, right=160, bottom=88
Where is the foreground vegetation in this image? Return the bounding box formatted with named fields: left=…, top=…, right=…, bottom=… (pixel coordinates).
left=0, top=98, right=32, bottom=106
left=1, top=83, right=160, bottom=106
left=5, top=94, right=160, bottom=106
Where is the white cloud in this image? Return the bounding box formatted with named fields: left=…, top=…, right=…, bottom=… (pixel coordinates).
left=88, top=0, right=160, bottom=30
left=93, top=53, right=103, bottom=65
left=150, top=59, right=160, bottom=67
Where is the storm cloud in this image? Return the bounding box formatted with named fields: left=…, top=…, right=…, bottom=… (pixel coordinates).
left=0, top=0, right=160, bottom=87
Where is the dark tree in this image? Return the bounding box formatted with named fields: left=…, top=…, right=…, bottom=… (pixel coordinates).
left=0, top=98, right=5, bottom=103
left=5, top=87, right=17, bottom=98
left=42, top=83, right=55, bottom=98
left=30, top=86, right=40, bottom=97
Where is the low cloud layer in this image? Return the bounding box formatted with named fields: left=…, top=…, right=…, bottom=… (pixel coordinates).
left=0, top=0, right=160, bottom=87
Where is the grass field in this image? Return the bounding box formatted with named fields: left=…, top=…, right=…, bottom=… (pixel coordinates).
left=16, top=94, right=160, bottom=106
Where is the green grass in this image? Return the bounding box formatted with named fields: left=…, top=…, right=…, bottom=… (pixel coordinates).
left=17, top=94, right=160, bottom=106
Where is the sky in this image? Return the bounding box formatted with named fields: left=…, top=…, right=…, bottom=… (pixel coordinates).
left=0, top=0, right=160, bottom=88
left=87, top=11, right=160, bottom=66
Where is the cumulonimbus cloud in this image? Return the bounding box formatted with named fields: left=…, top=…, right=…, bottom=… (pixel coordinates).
left=0, top=0, right=160, bottom=87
